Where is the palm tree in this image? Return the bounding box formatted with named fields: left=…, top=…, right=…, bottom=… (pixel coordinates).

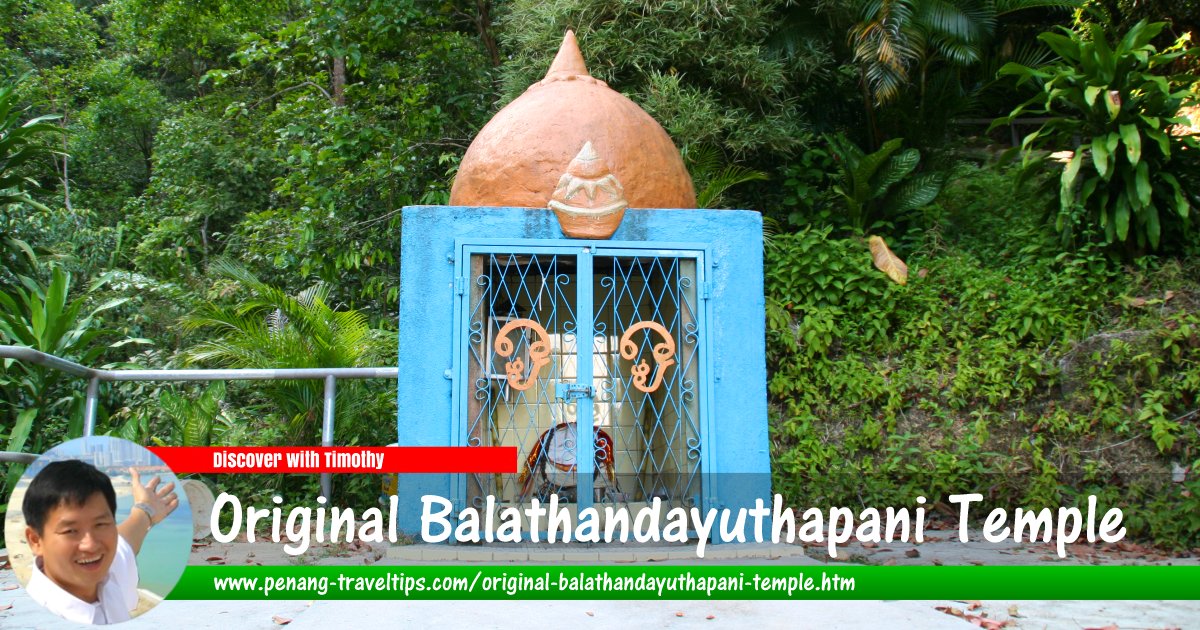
left=182, top=259, right=393, bottom=443
left=850, top=0, right=1076, bottom=106
left=847, top=0, right=1077, bottom=145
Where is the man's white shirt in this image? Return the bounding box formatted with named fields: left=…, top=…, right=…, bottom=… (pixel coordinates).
left=26, top=534, right=139, bottom=624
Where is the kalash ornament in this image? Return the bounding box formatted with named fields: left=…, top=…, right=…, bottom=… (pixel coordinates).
left=449, top=30, right=695, bottom=239
left=548, top=141, right=627, bottom=239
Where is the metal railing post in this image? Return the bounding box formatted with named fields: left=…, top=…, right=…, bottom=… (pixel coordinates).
left=321, top=374, right=336, bottom=501
left=0, top=345, right=399, bottom=498
left=83, top=376, right=100, bottom=437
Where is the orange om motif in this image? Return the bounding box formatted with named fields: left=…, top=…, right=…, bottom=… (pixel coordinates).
left=619, top=321, right=676, bottom=393
left=494, top=319, right=552, bottom=391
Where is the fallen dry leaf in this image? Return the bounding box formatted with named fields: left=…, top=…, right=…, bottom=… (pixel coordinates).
left=966, top=614, right=1012, bottom=629
left=272, top=616, right=292, bottom=625
left=861, top=542, right=878, bottom=549
left=205, top=555, right=224, bottom=562
left=869, top=236, right=908, bottom=285
left=935, top=606, right=965, bottom=618
left=586, top=611, right=594, bottom=617
left=1007, top=604, right=1020, bottom=617
left=881, top=558, right=897, bottom=566
left=1165, top=290, right=1177, bottom=302
left=0, top=603, right=12, bottom=612
left=905, top=549, right=921, bottom=558
left=0, top=585, right=17, bottom=591
left=706, top=615, right=715, bottom=620
left=675, top=612, right=685, bottom=617
left=918, top=268, right=929, bottom=279
left=932, top=559, right=944, bottom=566
left=1125, top=296, right=1148, bottom=308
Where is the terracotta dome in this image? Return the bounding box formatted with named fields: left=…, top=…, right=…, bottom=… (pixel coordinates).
left=449, top=31, right=696, bottom=209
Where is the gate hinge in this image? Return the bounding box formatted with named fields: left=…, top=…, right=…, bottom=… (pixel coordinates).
left=700, top=281, right=711, bottom=300
left=455, top=276, right=466, bottom=296
left=555, top=382, right=594, bottom=400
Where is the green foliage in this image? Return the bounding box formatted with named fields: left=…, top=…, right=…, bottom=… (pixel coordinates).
left=848, top=0, right=1079, bottom=105
left=500, top=0, right=820, bottom=158
left=105, top=0, right=277, bottom=96
left=998, top=19, right=1200, bottom=254
left=0, top=262, right=149, bottom=495
left=178, top=0, right=493, bottom=307
left=768, top=163, right=1200, bottom=549
left=0, top=81, right=64, bottom=211
left=156, top=381, right=228, bottom=447
left=129, top=108, right=277, bottom=280
left=4, top=0, right=1198, bottom=551
left=182, top=259, right=393, bottom=443
left=780, top=145, right=839, bottom=228
left=70, top=59, right=170, bottom=215
left=826, top=134, right=945, bottom=231
left=682, top=145, right=769, bottom=209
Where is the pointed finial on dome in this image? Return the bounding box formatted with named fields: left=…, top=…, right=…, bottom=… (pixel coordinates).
left=545, top=30, right=590, bottom=80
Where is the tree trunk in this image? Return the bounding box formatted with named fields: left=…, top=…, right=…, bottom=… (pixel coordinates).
left=475, top=1, right=501, bottom=67
left=59, top=113, right=72, bottom=213
left=201, top=213, right=210, bottom=264
left=332, top=56, right=346, bottom=106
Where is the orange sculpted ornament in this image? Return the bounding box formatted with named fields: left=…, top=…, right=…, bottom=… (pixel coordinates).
left=449, top=30, right=695, bottom=213
left=548, top=141, right=628, bottom=239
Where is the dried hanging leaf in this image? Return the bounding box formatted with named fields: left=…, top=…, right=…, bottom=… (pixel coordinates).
left=869, top=236, right=908, bottom=285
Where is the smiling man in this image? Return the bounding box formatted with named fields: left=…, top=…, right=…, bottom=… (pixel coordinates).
left=22, top=460, right=179, bottom=624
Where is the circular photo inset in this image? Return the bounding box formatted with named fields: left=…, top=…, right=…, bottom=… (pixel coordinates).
left=4, top=436, right=192, bottom=625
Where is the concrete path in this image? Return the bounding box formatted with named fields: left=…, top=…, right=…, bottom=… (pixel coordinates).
left=3, top=530, right=1198, bottom=629
left=4, top=587, right=1198, bottom=630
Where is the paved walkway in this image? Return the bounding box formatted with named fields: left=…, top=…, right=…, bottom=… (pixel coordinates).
left=3, top=533, right=1199, bottom=629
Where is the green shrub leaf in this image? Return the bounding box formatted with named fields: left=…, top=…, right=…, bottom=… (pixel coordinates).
left=1120, top=124, right=1141, bottom=165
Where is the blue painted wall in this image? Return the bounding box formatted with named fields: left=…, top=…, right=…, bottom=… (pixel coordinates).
left=395, top=206, right=769, bottom=535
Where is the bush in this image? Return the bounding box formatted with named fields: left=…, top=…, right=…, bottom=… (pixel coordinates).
left=766, top=164, right=1200, bottom=548
left=997, top=19, right=1200, bottom=256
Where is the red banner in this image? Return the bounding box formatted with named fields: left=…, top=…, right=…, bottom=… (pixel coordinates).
left=147, top=446, right=517, bottom=474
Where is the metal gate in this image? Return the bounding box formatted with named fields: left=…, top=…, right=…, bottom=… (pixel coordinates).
left=452, top=242, right=709, bottom=522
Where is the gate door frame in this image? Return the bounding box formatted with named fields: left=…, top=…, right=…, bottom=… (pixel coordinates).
left=450, top=238, right=714, bottom=516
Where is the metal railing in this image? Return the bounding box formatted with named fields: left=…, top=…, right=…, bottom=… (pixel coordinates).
left=0, top=344, right=399, bottom=499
